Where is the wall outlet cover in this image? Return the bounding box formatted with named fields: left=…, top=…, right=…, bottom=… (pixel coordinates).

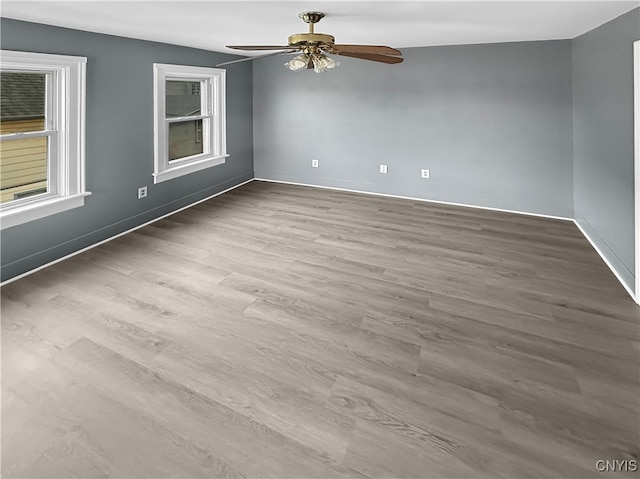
left=380, top=164, right=388, bottom=174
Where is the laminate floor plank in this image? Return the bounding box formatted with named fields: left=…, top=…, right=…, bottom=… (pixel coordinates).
left=428, top=294, right=638, bottom=359
left=2, top=180, right=638, bottom=478
left=152, top=340, right=354, bottom=462
left=327, top=376, right=586, bottom=479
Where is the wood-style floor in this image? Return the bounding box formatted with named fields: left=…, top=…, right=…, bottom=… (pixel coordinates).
left=2, top=180, right=639, bottom=478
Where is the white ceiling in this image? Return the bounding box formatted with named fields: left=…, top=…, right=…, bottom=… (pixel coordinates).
left=2, top=1, right=638, bottom=56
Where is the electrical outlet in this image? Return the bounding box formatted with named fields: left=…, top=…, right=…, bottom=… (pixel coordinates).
left=379, top=164, right=388, bottom=174
left=421, top=169, right=430, bottom=179
left=312, top=159, right=319, bottom=168
left=138, top=186, right=147, bottom=199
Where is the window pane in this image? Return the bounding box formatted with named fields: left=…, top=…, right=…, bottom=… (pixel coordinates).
left=0, top=72, right=46, bottom=133
left=165, top=80, right=202, bottom=118
left=0, top=137, right=48, bottom=204
left=168, top=120, right=204, bottom=161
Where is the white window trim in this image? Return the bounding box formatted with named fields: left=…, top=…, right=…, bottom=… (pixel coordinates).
left=153, top=63, right=228, bottom=184
left=0, top=50, right=89, bottom=230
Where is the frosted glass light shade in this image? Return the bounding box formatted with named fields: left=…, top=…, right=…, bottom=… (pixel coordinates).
left=285, top=54, right=310, bottom=71
left=312, top=54, right=340, bottom=73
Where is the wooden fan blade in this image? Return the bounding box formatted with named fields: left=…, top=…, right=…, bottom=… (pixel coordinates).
left=331, top=44, right=402, bottom=56
left=216, top=50, right=297, bottom=67
left=334, top=51, right=404, bottom=64
left=227, top=45, right=294, bottom=51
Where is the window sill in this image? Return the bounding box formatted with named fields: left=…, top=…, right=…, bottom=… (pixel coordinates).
left=153, top=154, right=229, bottom=184
left=0, top=192, right=92, bottom=230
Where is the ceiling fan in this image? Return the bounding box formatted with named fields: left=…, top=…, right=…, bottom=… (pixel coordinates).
left=216, top=11, right=404, bottom=73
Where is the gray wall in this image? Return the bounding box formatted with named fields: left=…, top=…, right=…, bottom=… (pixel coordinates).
left=572, top=7, right=639, bottom=294
left=253, top=40, right=574, bottom=218
left=0, top=18, right=254, bottom=281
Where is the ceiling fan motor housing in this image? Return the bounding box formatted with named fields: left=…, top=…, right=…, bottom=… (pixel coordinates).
left=288, top=33, right=335, bottom=47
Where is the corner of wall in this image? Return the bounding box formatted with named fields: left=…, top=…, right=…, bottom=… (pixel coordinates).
left=571, top=7, right=639, bottom=302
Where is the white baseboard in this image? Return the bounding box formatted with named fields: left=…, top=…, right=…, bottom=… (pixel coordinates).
left=573, top=220, right=637, bottom=304
left=254, top=177, right=573, bottom=222
left=0, top=178, right=254, bottom=287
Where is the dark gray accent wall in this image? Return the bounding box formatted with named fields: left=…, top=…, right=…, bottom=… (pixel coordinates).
left=572, top=7, right=639, bottom=294
left=0, top=18, right=254, bottom=282
left=253, top=40, right=574, bottom=218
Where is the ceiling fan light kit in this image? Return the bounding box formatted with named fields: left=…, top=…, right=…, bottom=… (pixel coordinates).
left=219, top=11, right=404, bottom=72
left=285, top=52, right=340, bottom=73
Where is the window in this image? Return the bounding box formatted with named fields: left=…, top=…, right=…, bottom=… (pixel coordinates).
left=0, top=50, right=89, bottom=230
left=153, top=63, right=227, bottom=183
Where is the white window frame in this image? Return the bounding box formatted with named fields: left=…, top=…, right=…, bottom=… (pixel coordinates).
left=153, top=63, right=228, bottom=184
left=0, top=50, right=89, bottom=230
